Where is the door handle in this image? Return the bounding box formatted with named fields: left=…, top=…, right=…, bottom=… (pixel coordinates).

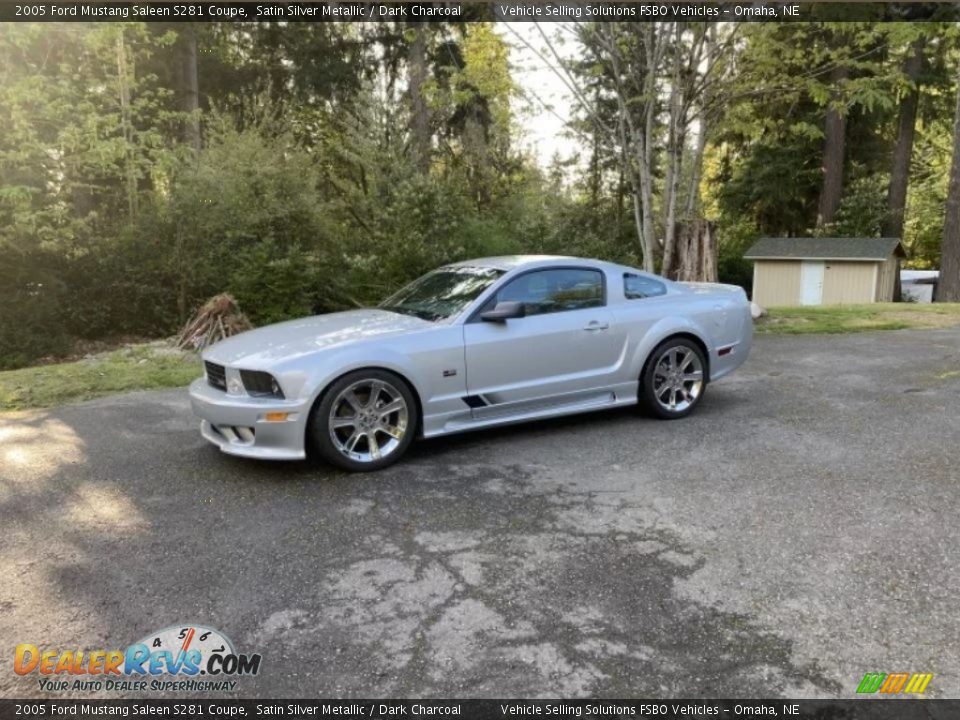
left=583, top=321, right=609, bottom=331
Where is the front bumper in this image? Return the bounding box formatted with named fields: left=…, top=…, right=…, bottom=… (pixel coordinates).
left=189, top=377, right=309, bottom=461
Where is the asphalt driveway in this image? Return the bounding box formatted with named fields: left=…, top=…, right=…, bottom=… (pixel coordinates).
left=2, top=327, right=959, bottom=699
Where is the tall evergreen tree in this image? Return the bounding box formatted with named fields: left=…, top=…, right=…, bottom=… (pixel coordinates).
left=939, top=58, right=960, bottom=302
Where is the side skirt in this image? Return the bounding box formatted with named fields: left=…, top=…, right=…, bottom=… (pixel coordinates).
left=424, top=383, right=639, bottom=438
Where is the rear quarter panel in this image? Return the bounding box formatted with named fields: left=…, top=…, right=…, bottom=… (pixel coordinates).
left=678, top=283, right=753, bottom=380
left=611, top=280, right=751, bottom=383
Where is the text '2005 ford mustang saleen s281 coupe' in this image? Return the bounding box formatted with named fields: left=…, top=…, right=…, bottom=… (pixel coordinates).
left=190, top=256, right=752, bottom=471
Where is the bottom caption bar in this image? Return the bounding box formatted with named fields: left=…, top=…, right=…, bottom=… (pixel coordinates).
left=1, top=700, right=958, bottom=720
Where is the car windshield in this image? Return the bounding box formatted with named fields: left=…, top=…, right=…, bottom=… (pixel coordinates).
left=380, top=266, right=504, bottom=322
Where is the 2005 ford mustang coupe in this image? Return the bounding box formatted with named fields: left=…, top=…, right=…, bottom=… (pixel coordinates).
left=190, top=256, right=752, bottom=471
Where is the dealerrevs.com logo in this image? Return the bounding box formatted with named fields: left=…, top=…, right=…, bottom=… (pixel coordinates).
left=15, top=625, right=262, bottom=693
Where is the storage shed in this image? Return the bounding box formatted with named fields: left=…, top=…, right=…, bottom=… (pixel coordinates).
left=744, top=237, right=905, bottom=307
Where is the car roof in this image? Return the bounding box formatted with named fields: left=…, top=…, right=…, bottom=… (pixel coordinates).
left=446, top=255, right=609, bottom=272
left=444, top=256, right=668, bottom=283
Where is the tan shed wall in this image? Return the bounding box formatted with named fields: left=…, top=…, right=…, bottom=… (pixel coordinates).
left=875, top=256, right=899, bottom=302
left=752, top=260, right=802, bottom=306
left=821, top=261, right=878, bottom=304
left=751, top=257, right=896, bottom=306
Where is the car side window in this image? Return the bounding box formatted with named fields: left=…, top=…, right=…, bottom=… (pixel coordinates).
left=624, top=273, right=667, bottom=300
left=491, top=268, right=605, bottom=317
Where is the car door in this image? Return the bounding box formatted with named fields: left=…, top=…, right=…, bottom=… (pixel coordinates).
left=463, top=267, right=625, bottom=417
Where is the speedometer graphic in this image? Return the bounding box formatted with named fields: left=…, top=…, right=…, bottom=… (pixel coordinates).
left=135, top=624, right=236, bottom=660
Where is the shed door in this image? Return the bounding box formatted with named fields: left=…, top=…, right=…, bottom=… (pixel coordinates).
left=800, top=261, right=825, bottom=305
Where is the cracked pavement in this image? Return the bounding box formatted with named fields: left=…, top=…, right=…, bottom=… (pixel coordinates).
left=1, top=326, right=958, bottom=698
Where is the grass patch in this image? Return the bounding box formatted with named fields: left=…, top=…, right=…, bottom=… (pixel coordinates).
left=0, top=342, right=201, bottom=412
left=756, top=303, right=960, bottom=335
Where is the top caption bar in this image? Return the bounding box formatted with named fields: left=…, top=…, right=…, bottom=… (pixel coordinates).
left=1, top=1, right=958, bottom=23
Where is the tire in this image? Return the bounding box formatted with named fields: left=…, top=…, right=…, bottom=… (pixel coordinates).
left=640, top=337, right=707, bottom=420
left=308, top=369, right=418, bottom=472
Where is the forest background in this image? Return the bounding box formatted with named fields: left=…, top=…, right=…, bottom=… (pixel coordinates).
left=3, top=13, right=960, bottom=369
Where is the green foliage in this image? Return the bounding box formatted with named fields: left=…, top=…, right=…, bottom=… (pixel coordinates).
left=706, top=22, right=957, bottom=279
left=902, top=116, right=952, bottom=267
left=159, top=123, right=337, bottom=323
left=828, top=168, right=889, bottom=238
left=1, top=21, right=959, bottom=372
left=0, top=252, right=71, bottom=370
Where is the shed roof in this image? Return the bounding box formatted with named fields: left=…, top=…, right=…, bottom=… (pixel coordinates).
left=744, top=237, right=905, bottom=261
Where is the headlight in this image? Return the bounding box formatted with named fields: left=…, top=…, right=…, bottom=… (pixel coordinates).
left=240, top=370, right=285, bottom=399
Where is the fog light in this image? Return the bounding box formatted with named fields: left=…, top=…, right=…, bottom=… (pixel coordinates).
left=263, top=412, right=289, bottom=422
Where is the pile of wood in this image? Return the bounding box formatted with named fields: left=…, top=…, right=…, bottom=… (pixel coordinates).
left=176, top=294, right=254, bottom=350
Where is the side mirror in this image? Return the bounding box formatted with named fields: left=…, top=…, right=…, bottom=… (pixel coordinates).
left=480, top=300, right=525, bottom=323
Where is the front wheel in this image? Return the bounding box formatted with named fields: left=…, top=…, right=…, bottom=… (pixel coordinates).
left=640, top=338, right=707, bottom=419
left=309, top=370, right=418, bottom=471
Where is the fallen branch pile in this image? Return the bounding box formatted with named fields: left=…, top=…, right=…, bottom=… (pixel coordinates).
left=176, top=293, right=254, bottom=350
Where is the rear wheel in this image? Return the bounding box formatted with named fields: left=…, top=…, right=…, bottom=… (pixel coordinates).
left=640, top=338, right=706, bottom=419
left=309, top=370, right=418, bottom=471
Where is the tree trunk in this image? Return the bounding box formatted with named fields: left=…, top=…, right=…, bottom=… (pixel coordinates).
left=701, top=221, right=717, bottom=282
left=816, top=64, right=849, bottom=227
left=607, top=25, right=655, bottom=270
left=590, top=88, right=601, bottom=204
left=687, top=224, right=700, bottom=281
left=671, top=24, right=713, bottom=280
left=675, top=220, right=716, bottom=282
left=885, top=36, right=924, bottom=302
left=638, top=23, right=663, bottom=273
left=883, top=36, right=924, bottom=240
left=686, top=116, right=709, bottom=212
left=661, top=24, right=684, bottom=279
left=407, top=22, right=431, bottom=175
left=116, top=32, right=138, bottom=223
left=612, top=91, right=647, bottom=263
left=175, top=220, right=188, bottom=322
left=937, top=59, right=960, bottom=302
left=178, top=24, right=201, bottom=154
left=674, top=106, right=710, bottom=280
left=661, top=45, right=684, bottom=278
left=635, top=134, right=658, bottom=273
left=676, top=223, right=699, bottom=281
left=600, top=22, right=663, bottom=272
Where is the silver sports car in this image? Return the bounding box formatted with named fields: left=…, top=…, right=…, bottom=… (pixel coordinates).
left=189, top=256, right=752, bottom=471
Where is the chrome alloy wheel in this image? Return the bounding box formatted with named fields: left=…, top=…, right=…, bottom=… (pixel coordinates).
left=327, top=378, right=409, bottom=464
left=652, top=345, right=704, bottom=413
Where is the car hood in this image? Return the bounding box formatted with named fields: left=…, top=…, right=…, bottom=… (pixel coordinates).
left=203, top=309, right=433, bottom=368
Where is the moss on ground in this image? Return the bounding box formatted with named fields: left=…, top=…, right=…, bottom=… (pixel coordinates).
left=756, top=303, right=960, bottom=335
left=0, top=342, right=200, bottom=411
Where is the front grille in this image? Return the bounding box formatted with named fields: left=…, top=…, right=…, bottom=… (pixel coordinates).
left=240, top=370, right=284, bottom=398
left=205, top=361, right=227, bottom=391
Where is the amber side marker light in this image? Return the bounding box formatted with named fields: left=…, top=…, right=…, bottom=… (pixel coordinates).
left=264, top=412, right=290, bottom=422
